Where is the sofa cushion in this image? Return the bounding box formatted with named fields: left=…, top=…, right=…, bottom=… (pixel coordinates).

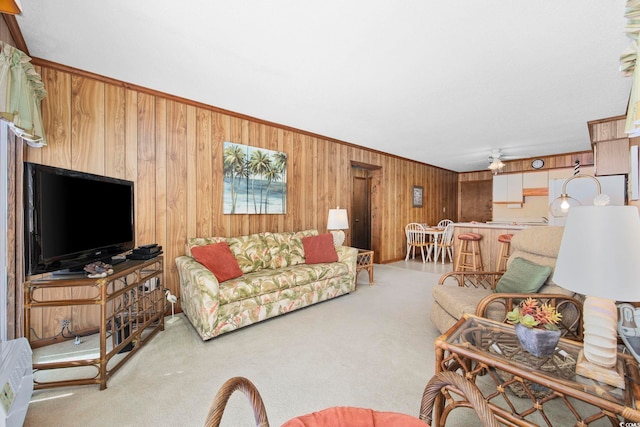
left=494, top=257, right=551, bottom=294
left=218, top=262, right=349, bottom=304
left=225, top=233, right=272, bottom=274
left=432, top=285, right=493, bottom=321
left=302, top=233, right=339, bottom=264
left=511, top=226, right=564, bottom=258
left=265, top=229, right=318, bottom=269
left=508, top=226, right=565, bottom=288
left=190, top=242, right=243, bottom=282
left=186, top=236, right=226, bottom=257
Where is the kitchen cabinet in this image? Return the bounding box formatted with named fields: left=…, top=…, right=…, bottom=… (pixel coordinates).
left=588, top=116, right=630, bottom=176
left=594, top=138, right=630, bottom=176
left=493, top=174, right=523, bottom=204
left=522, top=171, right=548, bottom=196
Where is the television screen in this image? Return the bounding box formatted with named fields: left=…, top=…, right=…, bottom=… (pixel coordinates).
left=24, top=162, right=135, bottom=276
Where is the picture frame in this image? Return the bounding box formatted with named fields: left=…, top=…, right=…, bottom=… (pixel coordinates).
left=223, top=142, right=287, bottom=214
left=412, top=185, right=423, bottom=207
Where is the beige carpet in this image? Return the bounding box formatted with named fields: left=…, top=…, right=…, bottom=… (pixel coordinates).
left=24, top=262, right=461, bottom=427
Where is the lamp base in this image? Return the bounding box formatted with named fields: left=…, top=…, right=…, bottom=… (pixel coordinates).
left=329, top=230, right=345, bottom=246
left=576, top=350, right=625, bottom=389
left=166, top=316, right=181, bottom=324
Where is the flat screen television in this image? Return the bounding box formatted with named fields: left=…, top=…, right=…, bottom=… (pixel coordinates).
left=24, top=162, right=135, bottom=276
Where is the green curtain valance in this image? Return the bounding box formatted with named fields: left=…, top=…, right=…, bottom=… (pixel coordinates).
left=0, top=41, right=47, bottom=146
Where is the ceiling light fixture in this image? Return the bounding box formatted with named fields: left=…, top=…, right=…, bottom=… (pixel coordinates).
left=0, top=0, right=22, bottom=15
left=549, top=174, right=602, bottom=218
left=488, top=158, right=505, bottom=171
left=487, top=151, right=505, bottom=175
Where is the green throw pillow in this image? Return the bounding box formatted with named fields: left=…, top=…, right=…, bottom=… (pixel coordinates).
left=494, top=257, right=552, bottom=294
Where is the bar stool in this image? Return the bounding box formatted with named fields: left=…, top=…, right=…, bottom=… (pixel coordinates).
left=496, top=233, right=513, bottom=272
left=455, top=233, right=484, bottom=272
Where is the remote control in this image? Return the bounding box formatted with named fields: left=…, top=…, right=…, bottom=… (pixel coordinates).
left=140, top=243, right=158, bottom=248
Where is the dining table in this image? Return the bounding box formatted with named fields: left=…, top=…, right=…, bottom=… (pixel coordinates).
left=418, top=225, right=445, bottom=262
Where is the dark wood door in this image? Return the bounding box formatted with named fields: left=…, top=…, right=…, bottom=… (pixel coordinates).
left=459, top=180, right=492, bottom=222
left=351, top=176, right=371, bottom=249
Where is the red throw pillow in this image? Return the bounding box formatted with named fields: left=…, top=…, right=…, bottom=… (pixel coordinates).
left=302, top=234, right=339, bottom=264
left=191, top=242, right=243, bottom=282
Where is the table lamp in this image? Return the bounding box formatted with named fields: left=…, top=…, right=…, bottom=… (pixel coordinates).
left=327, top=207, right=349, bottom=246
left=554, top=201, right=640, bottom=388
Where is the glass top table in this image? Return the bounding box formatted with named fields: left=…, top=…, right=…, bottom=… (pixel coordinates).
left=433, top=314, right=640, bottom=426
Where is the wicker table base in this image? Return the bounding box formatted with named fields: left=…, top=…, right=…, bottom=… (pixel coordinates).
left=434, top=314, right=640, bottom=426
left=356, top=249, right=374, bottom=287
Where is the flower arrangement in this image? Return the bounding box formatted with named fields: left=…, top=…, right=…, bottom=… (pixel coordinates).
left=506, top=297, right=562, bottom=331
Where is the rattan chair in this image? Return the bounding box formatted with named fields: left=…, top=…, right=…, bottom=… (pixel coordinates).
left=204, top=373, right=500, bottom=426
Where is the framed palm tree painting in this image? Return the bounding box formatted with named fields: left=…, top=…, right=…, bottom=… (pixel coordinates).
left=223, top=142, right=287, bottom=214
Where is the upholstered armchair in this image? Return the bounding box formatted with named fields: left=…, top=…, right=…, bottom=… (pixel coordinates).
left=430, top=226, right=583, bottom=341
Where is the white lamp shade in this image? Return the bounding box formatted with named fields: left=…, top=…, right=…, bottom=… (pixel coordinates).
left=554, top=205, right=640, bottom=301
left=327, top=208, right=349, bottom=230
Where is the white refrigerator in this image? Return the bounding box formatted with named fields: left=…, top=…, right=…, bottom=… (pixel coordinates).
left=548, top=175, right=627, bottom=226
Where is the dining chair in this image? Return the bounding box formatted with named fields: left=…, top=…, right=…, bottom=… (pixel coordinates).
left=435, top=222, right=455, bottom=264
left=405, top=223, right=431, bottom=262
left=437, top=219, right=453, bottom=228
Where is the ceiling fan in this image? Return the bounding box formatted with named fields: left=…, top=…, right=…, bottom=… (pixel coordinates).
left=487, top=150, right=506, bottom=174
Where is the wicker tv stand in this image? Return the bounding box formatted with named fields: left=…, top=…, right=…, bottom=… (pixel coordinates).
left=24, top=256, right=165, bottom=390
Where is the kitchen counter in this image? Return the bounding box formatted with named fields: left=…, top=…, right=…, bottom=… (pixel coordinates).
left=453, top=222, right=546, bottom=270
left=455, top=222, right=532, bottom=230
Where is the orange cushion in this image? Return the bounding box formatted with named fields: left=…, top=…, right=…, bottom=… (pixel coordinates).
left=281, top=406, right=427, bottom=427
left=498, top=233, right=513, bottom=243
left=302, top=233, right=339, bottom=264
left=191, top=242, right=243, bottom=282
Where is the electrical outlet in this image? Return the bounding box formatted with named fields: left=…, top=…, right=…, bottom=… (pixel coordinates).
left=61, top=319, right=71, bottom=329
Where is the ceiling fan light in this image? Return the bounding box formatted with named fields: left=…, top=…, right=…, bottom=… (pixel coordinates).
left=487, top=158, right=504, bottom=170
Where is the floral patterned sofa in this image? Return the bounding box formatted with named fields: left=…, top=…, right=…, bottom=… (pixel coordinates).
left=175, top=229, right=358, bottom=340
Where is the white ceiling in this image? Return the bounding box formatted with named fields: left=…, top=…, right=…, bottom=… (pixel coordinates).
left=15, top=0, right=633, bottom=172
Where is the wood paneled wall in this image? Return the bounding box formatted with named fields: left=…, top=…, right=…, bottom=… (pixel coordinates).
left=23, top=61, right=458, bottom=308
left=0, top=16, right=16, bottom=46
left=458, top=151, right=595, bottom=182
